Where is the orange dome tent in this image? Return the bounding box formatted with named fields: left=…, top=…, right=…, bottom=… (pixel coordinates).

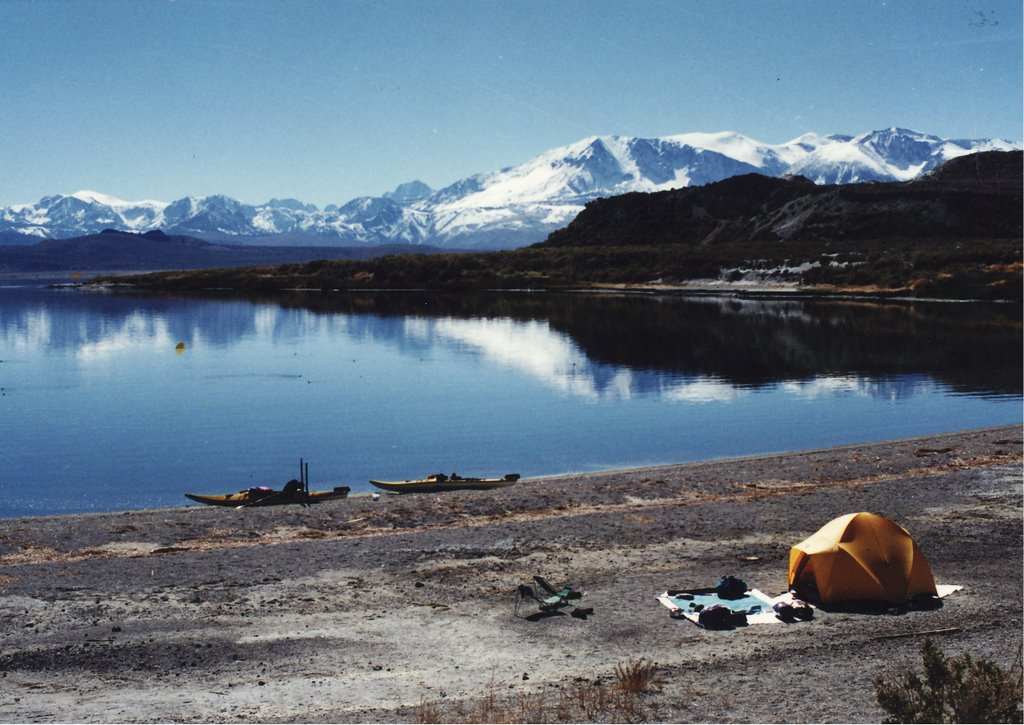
left=788, top=512, right=937, bottom=606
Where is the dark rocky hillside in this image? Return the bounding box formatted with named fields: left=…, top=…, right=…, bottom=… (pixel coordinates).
left=541, top=150, right=1022, bottom=248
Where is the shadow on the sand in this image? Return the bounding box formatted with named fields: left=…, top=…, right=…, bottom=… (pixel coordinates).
left=816, top=597, right=944, bottom=616
left=523, top=610, right=566, bottom=622
left=521, top=607, right=594, bottom=622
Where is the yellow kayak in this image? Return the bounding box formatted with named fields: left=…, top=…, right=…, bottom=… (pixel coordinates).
left=185, top=484, right=350, bottom=507
left=369, top=473, right=520, bottom=494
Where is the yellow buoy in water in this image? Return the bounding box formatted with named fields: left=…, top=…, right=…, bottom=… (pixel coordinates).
left=175, top=341, right=187, bottom=355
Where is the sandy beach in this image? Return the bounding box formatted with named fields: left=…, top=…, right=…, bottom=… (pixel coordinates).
left=0, top=425, right=1020, bottom=723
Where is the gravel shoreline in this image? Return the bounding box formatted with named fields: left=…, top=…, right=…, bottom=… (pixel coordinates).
left=1, top=425, right=1021, bottom=723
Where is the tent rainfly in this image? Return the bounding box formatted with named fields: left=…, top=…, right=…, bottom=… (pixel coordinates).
left=788, top=512, right=937, bottom=606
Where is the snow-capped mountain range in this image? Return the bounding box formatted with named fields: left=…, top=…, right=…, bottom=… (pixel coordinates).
left=2, top=128, right=1018, bottom=249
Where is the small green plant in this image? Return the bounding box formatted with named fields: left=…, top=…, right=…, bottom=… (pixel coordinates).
left=873, top=638, right=1023, bottom=723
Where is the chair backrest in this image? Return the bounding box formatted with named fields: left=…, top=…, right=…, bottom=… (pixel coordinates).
left=533, top=575, right=561, bottom=597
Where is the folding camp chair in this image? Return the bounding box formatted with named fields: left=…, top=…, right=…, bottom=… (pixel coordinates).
left=515, top=576, right=590, bottom=617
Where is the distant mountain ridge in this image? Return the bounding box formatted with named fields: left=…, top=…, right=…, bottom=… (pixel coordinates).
left=1, top=128, right=1018, bottom=249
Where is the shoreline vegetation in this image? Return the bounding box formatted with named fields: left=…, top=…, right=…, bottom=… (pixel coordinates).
left=1, top=425, right=1020, bottom=722
left=84, top=234, right=1022, bottom=302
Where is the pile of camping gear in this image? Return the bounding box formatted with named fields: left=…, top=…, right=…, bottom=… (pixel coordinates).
left=655, top=511, right=949, bottom=629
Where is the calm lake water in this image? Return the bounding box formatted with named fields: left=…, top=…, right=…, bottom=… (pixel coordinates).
left=0, top=286, right=1020, bottom=518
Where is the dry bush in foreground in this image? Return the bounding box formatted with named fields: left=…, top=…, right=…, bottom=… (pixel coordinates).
left=874, top=638, right=1023, bottom=723
left=414, top=660, right=660, bottom=723
left=614, top=658, right=660, bottom=694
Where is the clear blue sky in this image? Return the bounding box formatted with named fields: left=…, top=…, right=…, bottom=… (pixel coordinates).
left=1, top=0, right=1020, bottom=207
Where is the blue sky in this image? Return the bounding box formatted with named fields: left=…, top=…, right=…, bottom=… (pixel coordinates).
left=0, top=0, right=1020, bottom=208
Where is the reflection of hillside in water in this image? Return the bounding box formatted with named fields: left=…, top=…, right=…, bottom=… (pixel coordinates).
left=2, top=288, right=1019, bottom=399
left=543, top=295, right=1022, bottom=398
left=414, top=316, right=950, bottom=402
left=258, top=290, right=1023, bottom=399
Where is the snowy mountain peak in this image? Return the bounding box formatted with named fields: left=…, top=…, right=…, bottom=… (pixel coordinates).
left=382, top=180, right=433, bottom=204
left=665, top=131, right=776, bottom=166
left=1, top=127, right=1018, bottom=249
left=264, top=198, right=318, bottom=212
left=71, top=190, right=127, bottom=206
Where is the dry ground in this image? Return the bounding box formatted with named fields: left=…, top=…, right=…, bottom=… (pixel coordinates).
left=0, top=425, right=1021, bottom=723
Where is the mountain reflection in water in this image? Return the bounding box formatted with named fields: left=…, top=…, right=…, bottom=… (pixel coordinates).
left=0, top=287, right=1019, bottom=517
left=5, top=288, right=1017, bottom=398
